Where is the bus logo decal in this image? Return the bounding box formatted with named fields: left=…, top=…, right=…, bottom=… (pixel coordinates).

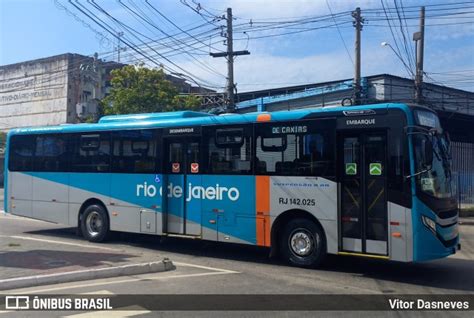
left=136, top=182, right=240, bottom=201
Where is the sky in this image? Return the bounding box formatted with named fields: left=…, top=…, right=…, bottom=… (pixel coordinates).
left=0, top=0, right=473, bottom=92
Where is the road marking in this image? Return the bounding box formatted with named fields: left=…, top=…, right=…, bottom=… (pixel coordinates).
left=0, top=235, right=122, bottom=252
left=66, top=305, right=149, bottom=317
left=80, top=290, right=115, bottom=295
left=6, top=271, right=239, bottom=294
left=173, top=261, right=240, bottom=273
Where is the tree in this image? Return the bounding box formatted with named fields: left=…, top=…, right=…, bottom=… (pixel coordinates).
left=100, top=65, right=201, bottom=116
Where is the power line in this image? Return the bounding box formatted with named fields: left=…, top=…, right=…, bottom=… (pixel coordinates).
left=121, top=0, right=213, bottom=55
left=113, top=0, right=225, bottom=78
left=72, top=0, right=222, bottom=88
left=54, top=0, right=113, bottom=49
left=326, top=0, right=354, bottom=66
left=393, top=0, right=415, bottom=73
left=380, top=0, right=414, bottom=78
left=399, top=0, right=417, bottom=68
left=144, top=0, right=225, bottom=53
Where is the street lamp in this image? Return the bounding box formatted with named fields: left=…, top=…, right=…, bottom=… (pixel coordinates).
left=380, top=41, right=414, bottom=77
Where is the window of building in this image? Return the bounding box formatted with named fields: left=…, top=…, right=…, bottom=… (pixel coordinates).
left=111, top=129, right=158, bottom=173
left=206, top=126, right=252, bottom=174
left=256, top=121, right=335, bottom=177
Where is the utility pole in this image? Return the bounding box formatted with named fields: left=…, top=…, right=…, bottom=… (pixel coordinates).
left=352, top=7, right=364, bottom=105
left=413, top=6, right=425, bottom=104
left=93, top=52, right=103, bottom=99
left=92, top=52, right=103, bottom=121
left=210, top=8, right=250, bottom=112
left=226, top=7, right=234, bottom=109
left=117, top=31, right=124, bottom=63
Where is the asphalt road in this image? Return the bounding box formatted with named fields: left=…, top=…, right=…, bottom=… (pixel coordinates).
left=1, top=214, right=473, bottom=317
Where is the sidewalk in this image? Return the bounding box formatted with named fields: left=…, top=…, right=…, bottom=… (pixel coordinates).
left=460, top=217, right=474, bottom=226
left=0, top=212, right=174, bottom=289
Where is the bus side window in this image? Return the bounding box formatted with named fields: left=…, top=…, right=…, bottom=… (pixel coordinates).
left=70, top=133, right=111, bottom=172
left=9, top=135, right=36, bottom=171
left=34, top=135, right=69, bottom=172
left=205, top=126, right=252, bottom=174
left=256, top=134, right=299, bottom=175
left=298, top=132, right=335, bottom=177
left=111, top=130, right=158, bottom=173
left=256, top=123, right=335, bottom=177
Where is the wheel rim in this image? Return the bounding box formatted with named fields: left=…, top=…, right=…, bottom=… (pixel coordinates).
left=86, top=211, right=103, bottom=237
left=289, top=228, right=316, bottom=257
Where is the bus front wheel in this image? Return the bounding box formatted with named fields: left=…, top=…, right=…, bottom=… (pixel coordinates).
left=280, top=218, right=326, bottom=268
left=81, top=204, right=109, bottom=242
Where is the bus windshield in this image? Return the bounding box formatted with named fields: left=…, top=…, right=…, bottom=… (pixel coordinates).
left=414, top=132, right=453, bottom=199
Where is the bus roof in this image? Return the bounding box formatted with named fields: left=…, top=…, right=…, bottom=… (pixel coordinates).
left=8, top=103, right=411, bottom=136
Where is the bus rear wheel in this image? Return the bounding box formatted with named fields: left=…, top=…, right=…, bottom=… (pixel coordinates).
left=81, top=204, right=109, bottom=242
left=280, top=218, right=326, bottom=268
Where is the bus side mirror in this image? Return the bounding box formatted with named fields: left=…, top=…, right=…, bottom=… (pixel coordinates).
left=423, top=138, right=433, bottom=167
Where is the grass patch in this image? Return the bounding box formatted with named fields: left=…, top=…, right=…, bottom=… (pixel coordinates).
left=8, top=243, right=21, bottom=247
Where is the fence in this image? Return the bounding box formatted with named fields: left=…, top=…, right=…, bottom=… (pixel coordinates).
left=451, top=142, right=474, bottom=206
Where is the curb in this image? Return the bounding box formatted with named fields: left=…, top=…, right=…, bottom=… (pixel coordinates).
left=0, top=258, right=175, bottom=291
left=460, top=211, right=474, bottom=218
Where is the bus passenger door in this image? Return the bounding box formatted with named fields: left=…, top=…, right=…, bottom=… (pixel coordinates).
left=163, top=138, right=202, bottom=236
left=339, top=132, right=388, bottom=256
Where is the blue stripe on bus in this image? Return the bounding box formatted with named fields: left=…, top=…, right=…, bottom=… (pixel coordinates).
left=22, top=172, right=258, bottom=244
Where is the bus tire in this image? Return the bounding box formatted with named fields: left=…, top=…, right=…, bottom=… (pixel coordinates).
left=81, top=204, right=109, bottom=243
left=280, top=218, right=326, bottom=268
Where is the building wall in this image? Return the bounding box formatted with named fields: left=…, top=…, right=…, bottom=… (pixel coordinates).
left=0, top=53, right=113, bottom=132
left=0, top=55, right=70, bottom=130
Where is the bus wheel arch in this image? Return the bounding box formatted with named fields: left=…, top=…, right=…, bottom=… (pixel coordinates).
left=271, top=209, right=327, bottom=267
left=78, top=198, right=110, bottom=243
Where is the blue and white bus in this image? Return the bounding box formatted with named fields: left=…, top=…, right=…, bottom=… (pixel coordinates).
left=4, top=103, right=459, bottom=267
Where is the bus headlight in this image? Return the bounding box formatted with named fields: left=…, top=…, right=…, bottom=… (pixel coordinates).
left=422, top=215, right=436, bottom=234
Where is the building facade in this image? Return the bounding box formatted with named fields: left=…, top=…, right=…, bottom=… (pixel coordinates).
left=0, top=53, right=123, bottom=131
left=0, top=53, right=125, bottom=185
